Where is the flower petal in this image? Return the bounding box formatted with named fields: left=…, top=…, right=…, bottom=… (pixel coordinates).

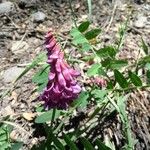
left=58, top=73, right=66, bottom=87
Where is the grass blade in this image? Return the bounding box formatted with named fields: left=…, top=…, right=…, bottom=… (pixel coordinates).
left=15, top=52, right=46, bottom=82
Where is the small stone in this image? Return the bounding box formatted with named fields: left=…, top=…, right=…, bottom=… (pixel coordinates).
left=3, top=67, right=24, bottom=83
left=1, top=106, right=14, bottom=117
left=10, top=130, right=18, bottom=141
left=0, top=2, right=14, bottom=14
left=18, top=0, right=38, bottom=8
left=134, top=15, right=147, bottom=28
left=11, top=41, right=29, bottom=54
left=32, top=11, right=46, bottom=23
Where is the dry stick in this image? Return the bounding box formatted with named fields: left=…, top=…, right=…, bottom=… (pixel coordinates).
left=105, top=3, right=117, bottom=32
left=68, top=0, right=77, bottom=28
left=4, top=14, right=19, bottom=28
left=141, top=120, right=150, bottom=143
left=13, top=31, right=28, bottom=52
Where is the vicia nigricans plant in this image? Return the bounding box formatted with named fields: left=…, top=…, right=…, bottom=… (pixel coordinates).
left=40, top=31, right=81, bottom=109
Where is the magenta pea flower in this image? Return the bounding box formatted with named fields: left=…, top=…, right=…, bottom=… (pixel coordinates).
left=40, top=31, right=81, bottom=109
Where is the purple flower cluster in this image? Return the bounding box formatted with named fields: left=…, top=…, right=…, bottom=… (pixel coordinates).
left=40, top=31, right=81, bottom=109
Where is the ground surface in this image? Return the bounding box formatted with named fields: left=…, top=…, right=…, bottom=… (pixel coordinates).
left=0, top=0, right=150, bottom=149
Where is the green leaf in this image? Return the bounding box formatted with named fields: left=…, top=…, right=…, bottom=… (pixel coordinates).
left=146, top=70, right=150, bottom=83
left=15, top=52, right=46, bottom=82
left=32, top=65, right=49, bottom=92
left=80, top=137, right=95, bottom=150
left=70, top=28, right=91, bottom=51
left=32, top=65, right=49, bottom=84
left=101, top=59, right=111, bottom=68
left=128, top=71, right=142, bottom=86
left=101, top=59, right=128, bottom=69
left=106, top=80, right=114, bottom=89
left=31, top=141, right=47, bottom=150
left=87, top=63, right=100, bottom=76
left=114, top=70, right=128, bottom=88
left=78, top=21, right=90, bottom=32
left=36, top=105, right=44, bottom=112
left=141, top=38, right=148, bottom=55
left=63, top=134, right=78, bottom=150
left=85, top=29, right=101, bottom=40
left=0, top=125, right=11, bottom=150
left=145, top=63, right=150, bottom=70
left=109, top=60, right=128, bottom=69
left=97, top=46, right=116, bottom=58
left=95, top=139, right=111, bottom=150
left=35, top=110, right=61, bottom=123
left=82, top=42, right=91, bottom=51
left=72, top=91, right=89, bottom=108
left=70, top=28, right=88, bottom=44
left=117, top=96, right=126, bottom=119
left=50, top=132, right=65, bottom=150
left=91, top=89, right=107, bottom=100
left=0, top=143, right=10, bottom=150
left=138, top=56, right=150, bottom=65
left=11, top=142, right=23, bottom=150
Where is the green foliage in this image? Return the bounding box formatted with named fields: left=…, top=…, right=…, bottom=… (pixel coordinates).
left=13, top=18, right=150, bottom=150
left=11, top=142, right=24, bottom=150
left=128, top=71, right=142, bottom=86
left=101, top=59, right=128, bottom=69
left=97, top=46, right=117, bottom=58
left=146, top=70, right=150, bottom=83
left=15, top=52, right=46, bottom=82
left=117, top=97, right=134, bottom=150
left=141, top=38, right=149, bottom=55
left=114, top=70, right=128, bottom=88
left=95, top=139, right=111, bottom=150
left=0, top=124, right=11, bottom=150
left=72, top=91, right=89, bottom=108
left=78, top=21, right=90, bottom=32
left=91, top=89, right=107, bottom=100
left=49, top=131, right=65, bottom=150
left=84, top=29, right=101, bottom=40
left=87, top=63, right=100, bottom=76
left=109, top=60, right=128, bottom=69
left=138, top=56, right=150, bottom=67
left=0, top=123, right=23, bottom=150
left=70, top=28, right=91, bottom=51
left=70, top=22, right=101, bottom=51
left=32, top=65, right=49, bottom=92
left=63, top=134, right=78, bottom=150
left=35, top=110, right=61, bottom=123
left=80, top=137, right=95, bottom=150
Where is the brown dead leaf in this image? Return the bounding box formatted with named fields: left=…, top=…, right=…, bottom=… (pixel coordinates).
left=22, top=112, right=36, bottom=121
left=11, top=91, right=18, bottom=101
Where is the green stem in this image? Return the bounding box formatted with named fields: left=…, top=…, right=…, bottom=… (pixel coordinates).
left=87, top=0, right=92, bottom=21
left=51, top=108, right=56, bottom=128
left=107, top=96, right=134, bottom=150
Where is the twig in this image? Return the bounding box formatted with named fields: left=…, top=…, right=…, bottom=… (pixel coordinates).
left=4, top=14, right=19, bottom=28
left=68, top=0, right=77, bottom=28
left=13, top=31, right=28, bottom=51
left=105, top=3, right=117, bottom=32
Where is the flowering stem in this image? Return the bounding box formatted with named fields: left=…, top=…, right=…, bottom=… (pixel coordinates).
left=51, top=108, right=56, bottom=128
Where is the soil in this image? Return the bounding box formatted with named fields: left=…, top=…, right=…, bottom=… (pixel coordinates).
left=0, top=0, right=150, bottom=150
